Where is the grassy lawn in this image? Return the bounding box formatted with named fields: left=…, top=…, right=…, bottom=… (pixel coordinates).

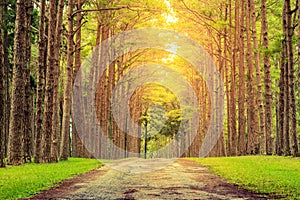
left=0, top=158, right=101, bottom=200
left=191, top=156, right=300, bottom=199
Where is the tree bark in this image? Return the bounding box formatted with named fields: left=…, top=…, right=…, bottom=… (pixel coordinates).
left=277, top=37, right=286, bottom=155
left=238, top=0, right=246, bottom=156
left=23, top=0, right=33, bottom=163
left=42, top=0, right=58, bottom=163
left=51, top=0, right=65, bottom=163
left=35, top=0, right=46, bottom=163
left=76, top=0, right=90, bottom=158
left=8, top=0, right=27, bottom=166
left=60, top=0, right=74, bottom=160
left=285, top=0, right=298, bottom=156
left=250, top=0, right=266, bottom=155
left=229, top=0, right=238, bottom=156
left=297, top=0, right=300, bottom=156
left=262, top=0, right=273, bottom=155
left=278, top=1, right=291, bottom=156
left=246, top=0, right=259, bottom=155
left=0, top=0, right=6, bottom=168
left=283, top=0, right=291, bottom=156
left=3, top=0, right=10, bottom=160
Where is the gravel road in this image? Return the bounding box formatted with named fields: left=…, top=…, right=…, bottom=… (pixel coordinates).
left=31, top=158, right=272, bottom=200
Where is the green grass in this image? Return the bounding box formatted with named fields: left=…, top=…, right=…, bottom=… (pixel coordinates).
left=191, top=156, right=300, bottom=199
left=0, top=158, right=101, bottom=200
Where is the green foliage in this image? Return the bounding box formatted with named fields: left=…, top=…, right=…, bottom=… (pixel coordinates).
left=159, top=107, right=183, bottom=138
left=0, top=158, right=101, bottom=200
left=191, top=156, right=300, bottom=199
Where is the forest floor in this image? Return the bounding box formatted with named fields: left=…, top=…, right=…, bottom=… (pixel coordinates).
left=24, top=158, right=281, bottom=200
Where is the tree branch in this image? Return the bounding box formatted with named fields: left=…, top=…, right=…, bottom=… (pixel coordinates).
left=71, top=5, right=134, bottom=18
left=72, top=20, right=87, bottom=36
left=31, top=25, right=48, bottom=39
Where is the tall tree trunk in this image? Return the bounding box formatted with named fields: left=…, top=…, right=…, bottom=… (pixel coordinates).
left=238, top=0, right=246, bottom=156
left=3, top=0, right=10, bottom=159
left=107, top=55, right=116, bottom=158
left=225, top=0, right=231, bottom=156
left=229, top=0, right=238, bottom=156
left=99, top=22, right=110, bottom=158
left=297, top=0, right=300, bottom=156
left=8, top=0, right=27, bottom=166
left=246, top=0, right=259, bottom=155
left=51, top=0, right=65, bottom=163
left=75, top=0, right=89, bottom=158
left=262, top=0, right=273, bottom=155
left=216, top=20, right=226, bottom=157
left=285, top=0, right=298, bottom=156
left=0, top=0, right=6, bottom=168
left=283, top=0, right=291, bottom=156
left=23, top=0, right=33, bottom=163
left=278, top=39, right=286, bottom=155
left=43, top=0, right=58, bottom=163
left=279, top=1, right=291, bottom=156
left=72, top=0, right=84, bottom=158
left=35, top=0, right=46, bottom=163
left=74, top=0, right=85, bottom=80
left=250, top=0, right=266, bottom=155
left=60, top=0, right=74, bottom=160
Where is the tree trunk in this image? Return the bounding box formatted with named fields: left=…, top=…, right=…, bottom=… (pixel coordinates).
left=262, top=0, right=273, bottom=155
left=279, top=1, right=291, bottom=156
left=225, top=0, right=231, bottom=157
left=250, top=0, right=266, bottom=155
left=285, top=0, right=298, bottom=156
left=3, top=0, right=10, bottom=160
left=51, top=0, right=65, bottom=163
left=43, top=0, right=58, bottom=163
left=278, top=42, right=286, bottom=155
left=229, top=0, right=238, bottom=156
left=0, top=0, right=6, bottom=168
left=246, top=0, right=259, bottom=155
left=23, top=0, right=33, bottom=163
left=297, top=0, right=300, bottom=156
left=238, top=0, right=246, bottom=156
left=76, top=0, right=89, bottom=158
left=283, top=1, right=291, bottom=156
left=74, top=0, right=85, bottom=80
left=8, top=0, right=27, bottom=166
left=60, top=0, right=74, bottom=160
left=35, top=0, right=46, bottom=163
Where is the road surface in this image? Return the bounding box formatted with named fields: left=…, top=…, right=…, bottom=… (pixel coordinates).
left=28, top=158, right=273, bottom=200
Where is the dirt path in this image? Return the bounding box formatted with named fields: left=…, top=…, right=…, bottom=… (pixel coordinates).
left=27, top=158, right=275, bottom=200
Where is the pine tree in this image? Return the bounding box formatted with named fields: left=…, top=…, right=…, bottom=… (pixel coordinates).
left=60, top=0, right=75, bottom=160
left=246, top=0, right=259, bottom=154
left=43, top=0, right=58, bottom=163
left=0, top=0, right=6, bottom=168
left=8, top=0, right=27, bottom=166
left=51, top=0, right=65, bottom=163
left=35, top=0, right=46, bottom=163
left=262, top=0, right=273, bottom=155
left=238, top=0, right=246, bottom=155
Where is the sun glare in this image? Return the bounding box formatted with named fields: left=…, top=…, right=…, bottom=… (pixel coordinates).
left=162, top=54, right=176, bottom=64
left=163, top=0, right=178, bottom=25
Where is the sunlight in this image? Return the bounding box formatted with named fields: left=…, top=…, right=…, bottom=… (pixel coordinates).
left=161, top=1, right=178, bottom=63
left=162, top=0, right=178, bottom=25
left=166, top=43, right=179, bottom=53
left=162, top=43, right=179, bottom=63
left=162, top=54, right=176, bottom=64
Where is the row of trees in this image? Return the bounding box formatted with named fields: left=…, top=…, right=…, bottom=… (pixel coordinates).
left=0, top=0, right=172, bottom=166
left=178, top=0, right=300, bottom=157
